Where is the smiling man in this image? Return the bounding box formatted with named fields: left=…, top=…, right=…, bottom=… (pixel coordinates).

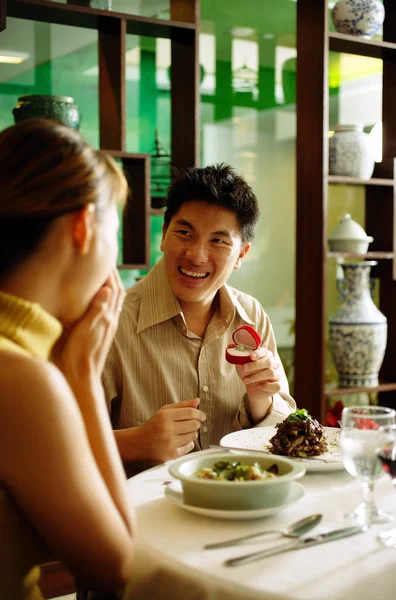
left=103, top=164, right=295, bottom=475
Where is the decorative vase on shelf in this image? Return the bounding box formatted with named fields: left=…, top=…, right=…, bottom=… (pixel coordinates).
left=12, top=95, right=81, bottom=130
left=332, top=0, right=385, bottom=39
left=329, top=261, right=387, bottom=388
left=329, top=124, right=375, bottom=179
left=328, top=213, right=374, bottom=254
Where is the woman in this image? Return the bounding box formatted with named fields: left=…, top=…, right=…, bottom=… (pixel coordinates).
left=0, top=118, right=135, bottom=598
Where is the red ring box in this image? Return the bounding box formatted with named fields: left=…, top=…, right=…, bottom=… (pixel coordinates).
left=225, top=325, right=262, bottom=365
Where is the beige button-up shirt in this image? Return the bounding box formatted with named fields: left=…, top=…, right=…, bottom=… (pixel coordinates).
left=104, top=259, right=295, bottom=474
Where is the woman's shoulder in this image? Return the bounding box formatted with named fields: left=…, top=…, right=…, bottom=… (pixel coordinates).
left=0, top=347, right=61, bottom=379
left=0, top=349, right=71, bottom=411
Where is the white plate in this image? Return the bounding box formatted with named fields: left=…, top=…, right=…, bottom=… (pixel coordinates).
left=220, top=426, right=344, bottom=472
left=164, top=480, right=305, bottom=520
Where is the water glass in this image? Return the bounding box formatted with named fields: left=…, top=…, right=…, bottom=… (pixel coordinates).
left=340, top=406, right=396, bottom=526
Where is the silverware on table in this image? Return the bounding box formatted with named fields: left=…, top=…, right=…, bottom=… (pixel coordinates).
left=204, top=513, right=322, bottom=550
left=225, top=525, right=367, bottom=567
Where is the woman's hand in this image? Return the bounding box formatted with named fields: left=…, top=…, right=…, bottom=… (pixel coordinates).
left=52, top=268, right=125, bottom=385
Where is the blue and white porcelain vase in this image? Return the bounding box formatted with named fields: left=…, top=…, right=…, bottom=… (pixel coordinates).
left=332, top=0, right=385, bottom=39
left=329, top=261, right=387, bottom=387
left=329, top=124, right=375, bottom=179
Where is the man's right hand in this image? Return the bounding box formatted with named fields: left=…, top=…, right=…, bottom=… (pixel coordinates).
left=117, top=398, right=206, bottom=463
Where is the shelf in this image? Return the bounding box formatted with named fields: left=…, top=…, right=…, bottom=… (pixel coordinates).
left=117, top=263, right=148, bottom=270
left=328, top=175, right=395, bottom=186
left=108, top=150, right=150, bottom=161
left=149, top=208, right=166, bottom=216
left=329, top=31, right=396, bottom=60
left=325, top=381, right=396, bottom=397
left=327, top=252, right=395, bottom=259
left=7, top=0, right=196, bottom=38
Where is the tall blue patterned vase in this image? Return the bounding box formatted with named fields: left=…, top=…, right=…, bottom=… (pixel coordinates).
left=329, top=261, right=387, bottom=387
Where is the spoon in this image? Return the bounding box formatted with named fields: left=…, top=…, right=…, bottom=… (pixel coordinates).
left=203, top=513, right=322, bottom=550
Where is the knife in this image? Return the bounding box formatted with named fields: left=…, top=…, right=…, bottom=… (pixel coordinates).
left=224, top=525, right=366, bottom=567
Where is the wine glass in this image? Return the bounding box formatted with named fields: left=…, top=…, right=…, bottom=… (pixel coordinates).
left=340, top=406, right=396, bottom=526
left=376, top=424, right=396, bottom=547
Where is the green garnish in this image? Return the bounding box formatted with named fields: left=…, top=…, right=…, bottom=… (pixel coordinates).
left=196, top=460, right=279, bottom=481
left=286, top=408, right=312, bottom=423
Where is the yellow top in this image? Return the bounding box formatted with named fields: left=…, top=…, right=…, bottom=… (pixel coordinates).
left=0, top=290, right=62, bottom=600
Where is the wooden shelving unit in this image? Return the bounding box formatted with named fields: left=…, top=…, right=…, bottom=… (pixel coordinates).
left=108, top=151, right=151, bottom=268
left=327, top=252, right=395, bottom=259
left=149, top=207, right=166, bottom=216
left=296, top=0, right=396, bottom=422
left=5, top=0, right=200, bottom=270
left=329, top=30, right=396, bottom=59
left=325, top=380, right=396, bottom=398
left=7, top=0, right=196, bottom=39
left=328, top=175, right=394, bottom=186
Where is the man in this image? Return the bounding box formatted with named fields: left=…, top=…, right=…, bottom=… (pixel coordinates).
left=103, top=164, right=295, bottom=476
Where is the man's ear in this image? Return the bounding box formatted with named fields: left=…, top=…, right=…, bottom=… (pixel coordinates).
left=71, top=203, right=96, bottom=255
left=160, top=222, right=169, bottom=252
left=234, top=243, right=251, bottom=271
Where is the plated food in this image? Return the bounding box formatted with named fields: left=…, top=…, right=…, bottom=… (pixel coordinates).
left=168, top=452, right=305, bottom=511
left=269, top=409, right=329, bottom=458
left=220, top=425, right=343, bottom=473
left=196, top=460, right=279, bottom=481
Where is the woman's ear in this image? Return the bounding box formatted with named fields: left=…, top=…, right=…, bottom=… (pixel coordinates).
left=71, top=204, right=96, bottom=255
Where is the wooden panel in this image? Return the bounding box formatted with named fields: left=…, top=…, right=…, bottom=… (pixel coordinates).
left=366, top=159, right=396, bottom=408
left=329, top=31, right=396, bottom=59
left=365, top=186, right=394, bottom=253
left=125, top=18, right=195, bottom=40
left=121, top=155, right=150, bottom=268
left=0, top=0, right=6, bottom=31
left=171, top=0, right=200, bottom=169
left=295, top=0, right=328, bottom=422
left=382, top=2, right=396, bottom=160
left=171, top=0, right=198, bottom=23
left=376, top=262, right=396, bottom=408
left=39, top=561, right=75, bottom=598
left=98, top=17, right=125, bottom=151
left=8, top=0, right=195, bottom=37
left=377, top=3, right=396, bottom=410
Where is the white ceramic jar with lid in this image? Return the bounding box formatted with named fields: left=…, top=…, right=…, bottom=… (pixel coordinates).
left=329, top=124, right=375, bottom=179
left=328, top=213, right=373, bottom=254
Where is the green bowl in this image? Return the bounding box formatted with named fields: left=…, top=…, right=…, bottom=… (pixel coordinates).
left=168, top=452, right=306, bottom=511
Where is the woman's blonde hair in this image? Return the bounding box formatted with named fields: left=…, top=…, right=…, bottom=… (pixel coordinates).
left=0, top=118, right=128, bottom=278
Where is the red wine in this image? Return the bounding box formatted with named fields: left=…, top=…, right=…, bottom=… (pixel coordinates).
left=377, top=450, right=396, bottom=485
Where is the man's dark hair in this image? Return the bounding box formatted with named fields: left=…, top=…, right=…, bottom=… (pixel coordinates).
left=164, top=163, right=260, bottom=243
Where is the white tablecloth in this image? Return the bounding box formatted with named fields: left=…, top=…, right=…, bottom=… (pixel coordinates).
left=123, top=451, right=396, bottom=600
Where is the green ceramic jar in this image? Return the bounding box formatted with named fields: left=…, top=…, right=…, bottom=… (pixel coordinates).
left=12, top=95, right=81, bottom=130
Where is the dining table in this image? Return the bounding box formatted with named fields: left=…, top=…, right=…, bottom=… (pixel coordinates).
left=123, top=449, right=396, bottom=600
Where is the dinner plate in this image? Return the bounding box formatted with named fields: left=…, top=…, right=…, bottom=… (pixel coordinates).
left=220, top=426, right=344, bottom=472
left=164, top=480, right=305, bottom=520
